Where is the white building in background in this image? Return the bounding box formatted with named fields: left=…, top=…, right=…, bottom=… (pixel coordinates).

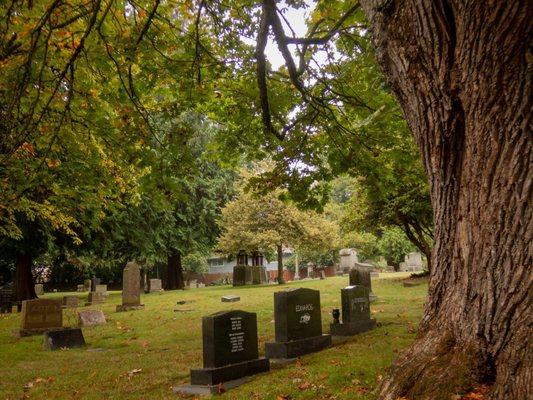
left=206, top=251, right=293, bottom=276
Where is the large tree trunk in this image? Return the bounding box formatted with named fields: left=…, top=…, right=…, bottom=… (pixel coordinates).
left=166, top=251, right=185, bottom=290
left=277, top=244, right=285, bottom=284
left=14, top=253, right=36, bottom=301
left=360, top=1, right=532, bottom=399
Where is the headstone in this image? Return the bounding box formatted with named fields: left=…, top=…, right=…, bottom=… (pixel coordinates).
left=85, top=291, right=105, bottom=306
left=34, top=284, right=44, bottom=295
left=330, top=285, right=376, bottom=336
left=0, top=283, right=16, bottom=313
left=188, top=310, right=269, bottom=386
left=62, top=296, right=79, bottom=309
left=77, top=284, right=85, bottom=292
left=232, top=265, right=246, bottom=286
left=83, top=279, right=91, bottom=291
left=265, top=288, right=331, bottom=359
left=43, top=328, right=85, bottom=350
left=116, top=261, right=144, bottom=312
left=221, top=295, right=240, bottom=303
left=339, top=248, right=358, bottom=272
left=18, top=299, right=63, bottom=337
left=400, top=252, right=424, bottom=272
left=90, top=278, right=101, bottom=292
left=148, top=278, right=162, bottom=292
left=349, top=267, right=377, bottom=301
left=95, top=284, right=107, bottom=295
left=78, top=310, right=106, bottom=327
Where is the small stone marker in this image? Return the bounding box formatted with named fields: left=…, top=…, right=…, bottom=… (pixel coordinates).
left=349, top=267, right=377, bottom=301
left=62, top=296, right=79, bottom=309
left=85, top=291, right=105, bottom=306
left=90, top=278, right=101, bottom=292
left=175, top=310, right=269, bottom=395
left=330, top=285, right=376, bottom=336
left=43, top=328, right=85, bottom=350
left=77, top=284, right=85, bottom=292
left=148, top=278, right=162, bottom=292
left=18, top=299, right=63, bottom=337
left=221, top=295, right=240, bottom=302
left=78, top=310, right=106, bottom=327
left=265, top=288, right=331, bottom=359
left=34, top=284, right=44, bottom=295
left=116, top=261, right=145, bottom=312
left=370, top=271, right=379, bottom=278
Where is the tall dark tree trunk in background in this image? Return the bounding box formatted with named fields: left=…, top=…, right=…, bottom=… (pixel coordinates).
left=361, top=1, right=531, bottom=399
left=277, top=244, right=284, bottom=284
left=166, top=251, right=185, bottom=290
left=14, top=253, right=36, bottom=301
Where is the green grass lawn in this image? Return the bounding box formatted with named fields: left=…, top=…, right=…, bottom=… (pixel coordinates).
left=0, top=274, right=427, bottom=400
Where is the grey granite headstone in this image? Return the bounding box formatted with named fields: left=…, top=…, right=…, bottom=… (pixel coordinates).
left=85, top=291, right=105, bottom=306
left=186, top=310, right=269, bottom=386
left=149, top=278, right=162, bottom=292
left=330, top=285, right=376, bottom=336
left=116, top=261, right=144, bottom=312
left=62, top=296, right=79, bottom=309
left=43, top=328, right=85, bottom=350
left=78, top=310, right=106, bottom=327
left=265, top=288, right=331, bottom=359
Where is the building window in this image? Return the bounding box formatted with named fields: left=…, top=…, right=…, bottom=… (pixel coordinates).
left=209, top=258, right=224, bottom=267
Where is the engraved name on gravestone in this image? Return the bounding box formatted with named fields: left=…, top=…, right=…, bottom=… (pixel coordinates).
left=275, top=288, right=323, bottom=342
left=265, top=288, right=332, bottom=359
left=20, top=299, right=63, bottom=335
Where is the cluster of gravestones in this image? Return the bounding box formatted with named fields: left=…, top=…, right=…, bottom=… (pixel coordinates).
left=175, top=266, right=377, bottom=395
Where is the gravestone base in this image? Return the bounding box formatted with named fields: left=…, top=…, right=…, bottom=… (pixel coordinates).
left=43, top=328, right=86, bottom=350
left=265, top=334, right=332, bottom=359
left=116, top=304, right=145, bottom=312
left=174, top=376, right=254, bottom=396
left=330, top=319, right=376, bottom=337
left=190, top=357, right=270, bottom=386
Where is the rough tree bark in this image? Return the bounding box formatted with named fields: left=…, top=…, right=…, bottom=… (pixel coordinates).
left=166, top=251, right=185, bottom=290
left=14, top=253, right=36, bottom=301
left=277, top=243, right=285, bottom=284
left=360, top=1, right=532, bottom=399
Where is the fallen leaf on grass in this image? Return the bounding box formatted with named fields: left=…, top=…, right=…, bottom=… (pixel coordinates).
left=297, top=382, right=312, bottom=390
left=276, top=395, right=291, bottom=400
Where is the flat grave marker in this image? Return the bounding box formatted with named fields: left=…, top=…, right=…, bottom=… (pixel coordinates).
left=43, top=328, right=86, bottom=350
left=78, top=310, right=106, bottom=327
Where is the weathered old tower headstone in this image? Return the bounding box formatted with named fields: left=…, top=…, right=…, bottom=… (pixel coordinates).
left=116, top=261, right=145, bottom=312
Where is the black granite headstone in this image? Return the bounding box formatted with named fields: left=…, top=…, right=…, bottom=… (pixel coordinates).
left=43, top=328, right=86, bottom=350
left=190, top=310, right=269, bottom=385
left=265, top=288, right=331, bottom=359
left=349, top=267, right=377, bottom=301
left=330, top=285, right=376, bottom=336
left=90, top=278, right=101, bottom=292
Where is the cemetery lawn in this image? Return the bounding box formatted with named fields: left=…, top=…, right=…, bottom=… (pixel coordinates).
left=0, top=274, right=426, bottom=400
